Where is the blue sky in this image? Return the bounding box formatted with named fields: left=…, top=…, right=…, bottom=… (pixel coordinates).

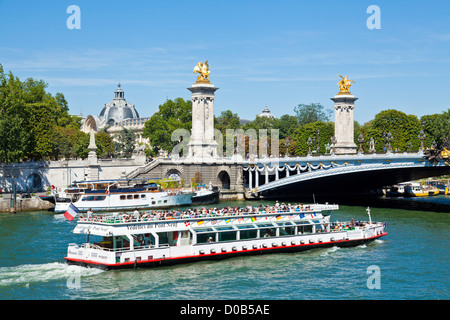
left=0, top=0, right=449, bottom=124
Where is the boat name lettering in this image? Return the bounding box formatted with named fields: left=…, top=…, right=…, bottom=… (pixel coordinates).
left=90, top=226, right=110, bottom=233
left=126, top=222, right=177, bottom=230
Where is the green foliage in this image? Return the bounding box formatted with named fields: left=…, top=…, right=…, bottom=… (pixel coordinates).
left=274, top=114, right=300, bottom=140
left=113, top=127, right=137, bottom=158
left=0, top=64, right=83, bottom=162
left=420, top=110, right=450, bottom=148
left=294, top=121, right=334, bottom=155
left=366, top=109, right=421, bottom=152
left=294, top=103, right=332, bottom=127
left=142, top=98, right=192, bottom=154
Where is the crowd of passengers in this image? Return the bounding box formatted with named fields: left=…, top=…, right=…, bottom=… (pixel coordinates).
left=78, top=202, right=317, bottom=222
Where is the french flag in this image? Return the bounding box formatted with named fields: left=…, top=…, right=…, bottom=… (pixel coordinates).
left=64, top=203, right=80, bottom=221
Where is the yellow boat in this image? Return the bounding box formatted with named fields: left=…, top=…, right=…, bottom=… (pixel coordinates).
left=404, top=183, right=440, bottom=197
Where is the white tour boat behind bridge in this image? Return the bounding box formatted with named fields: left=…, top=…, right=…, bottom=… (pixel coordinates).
left=53, top=180, right=194, bottom=213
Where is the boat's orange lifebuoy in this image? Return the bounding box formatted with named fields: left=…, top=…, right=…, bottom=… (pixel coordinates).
left=106, top=190, right=110, bottom=195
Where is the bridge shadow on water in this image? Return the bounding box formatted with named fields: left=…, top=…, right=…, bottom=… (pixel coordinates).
left=265, top=193, right=450, bottom=213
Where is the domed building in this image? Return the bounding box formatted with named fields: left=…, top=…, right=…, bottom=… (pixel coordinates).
left=256, top=106, right=276, bottom=119
left=81, top=83, right=150, bottom=145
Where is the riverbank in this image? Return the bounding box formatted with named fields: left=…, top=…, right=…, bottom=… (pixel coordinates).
left=0, top=196, right=53, bottom=212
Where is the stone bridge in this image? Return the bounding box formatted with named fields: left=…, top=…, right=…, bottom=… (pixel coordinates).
left=243, top=151, right=450, bottom=199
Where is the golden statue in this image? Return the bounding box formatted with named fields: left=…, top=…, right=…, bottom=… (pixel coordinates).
left=337, top=75, right=355, bottom=94
left=193, top=61, right=211, bottom=82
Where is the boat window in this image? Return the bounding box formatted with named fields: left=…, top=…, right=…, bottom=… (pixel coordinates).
left=120, top=195, right=126, bottom=200
left=152, top=201, right=156, bottom=205
left=236, top=224, right=255, bottom=229
left=163, top=200, right=168, bottom=203
left=279, top=226, right=296, bottom=236
left=240, top=229, right=258, bottom=240
left=219, top=230, right=237, bottom=242
left=193, top=227, right=215, bottom=233
left=299, top=225, right=313, bottom=234
left=274, top=221, right=295, bottom=227
left=214, top=226, right=235, bottom=231
left=134, top=194, right=139, bottom=199
left=127, top=195, right=133, bottom=200
left=156, top=231, right=178, bottom=247
left=81, top=196, right=106, bottom=201
left=197, top=232, right=216, bottom=244
left=141, top=194, right=146, bottom=199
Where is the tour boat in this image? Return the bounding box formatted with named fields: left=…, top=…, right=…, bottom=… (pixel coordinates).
left=191, top=185, right=220, bottom=205
left=64, top=203, right=387, bottom=270
left=53, top=180, right=194, bottom=213
left=403, top=182, right=439, bottom=197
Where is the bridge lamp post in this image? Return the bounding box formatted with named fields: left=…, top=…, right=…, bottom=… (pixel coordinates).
left=407, top=141, right=413, bottom=152
left=418, top=130, right=426, bottom=152
left=316, top=129, right=320, bottom=155
left=385, top=131, right=393, bottom=153
left=307, top=137, right=313, bottom=156
left=285, top=138, right=290, bottom=157
left=358, top=133, right=364, bottom=154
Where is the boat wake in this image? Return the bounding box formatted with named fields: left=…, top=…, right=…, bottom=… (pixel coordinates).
left=320, top=246, right=340, bottom=256
left=0, top=262, right=103, bottom=287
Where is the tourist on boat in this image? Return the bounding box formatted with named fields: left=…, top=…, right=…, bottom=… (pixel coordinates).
left=87, top=208, right=93, bottom=219
left=133, top=209, right=140, bottom=220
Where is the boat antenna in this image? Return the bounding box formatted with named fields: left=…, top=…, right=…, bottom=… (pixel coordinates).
left=366, top=206, right=372, bottom=224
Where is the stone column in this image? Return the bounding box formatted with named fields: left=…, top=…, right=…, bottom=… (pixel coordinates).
left=87, top=130, right=99, bottom=181
left=330, top=93, right=358, bottom=154
left=187, top=82, right=219, bottom=160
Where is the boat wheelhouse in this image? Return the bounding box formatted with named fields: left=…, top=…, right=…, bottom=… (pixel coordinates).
left=65, top=203, right=387, bottom=270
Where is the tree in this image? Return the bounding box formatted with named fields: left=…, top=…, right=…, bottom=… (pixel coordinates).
left=0, top=65, right=82, bottom=161
left=114, top=127, right=137, bottom=158
left=274, top=114, right=300, bottom=139
left=0, top=68, right=30, bottom=163
left=366, top=109, right=421, bottom=152
left=215, top=110, right=241, bottom=156
left=420, top=110, right=450, bottom=148
left=142, top=98, right=192, bottom=155
left=294, top=103, right=332, bottom=126
left=95, top=131, right=114, bottom=158
left=294, top=121, right=334, bottom=155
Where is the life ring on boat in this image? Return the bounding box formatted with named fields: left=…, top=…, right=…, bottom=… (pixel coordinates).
left=136, top=234, right=145, bottom=244
left=106, top=190, right=110, bottom=195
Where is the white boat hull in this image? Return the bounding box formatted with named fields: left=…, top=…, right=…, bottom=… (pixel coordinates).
left=54, top=192, right=193, bottom=213
left=65, top=225, right=387, bottom=270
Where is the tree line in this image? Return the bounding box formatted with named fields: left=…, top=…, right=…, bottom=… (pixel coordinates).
left=143, top=98, right=450, bottom=157
left=0, top=66, right=136, bottom=163
left=2, top=67, right=449, bottom=162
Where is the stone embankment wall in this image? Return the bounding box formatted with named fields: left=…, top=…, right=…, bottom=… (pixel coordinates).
left=0, top=197, right=54, bottom=212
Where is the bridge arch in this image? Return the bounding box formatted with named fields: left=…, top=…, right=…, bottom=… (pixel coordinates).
left=217, top=170, right=231, bottom=189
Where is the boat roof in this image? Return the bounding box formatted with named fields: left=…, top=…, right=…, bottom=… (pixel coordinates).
left=72, top=204, right=338, bottom=236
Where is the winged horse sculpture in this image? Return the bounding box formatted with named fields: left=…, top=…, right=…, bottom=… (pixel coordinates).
left=193, top=61, right=211, bottom=82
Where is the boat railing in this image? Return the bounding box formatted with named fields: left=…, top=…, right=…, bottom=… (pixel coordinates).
left=77, top=205, right=339, bottom=224
left=70, top=242, right=170, bottom=253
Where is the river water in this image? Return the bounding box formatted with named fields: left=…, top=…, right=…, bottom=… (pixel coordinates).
left=0, top=197, right=448, bottom=300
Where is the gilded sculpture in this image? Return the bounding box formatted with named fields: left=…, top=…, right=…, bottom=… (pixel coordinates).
left=337, top=75, right=355, bottom=94
left=193, top=61, right=211, bottom=82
